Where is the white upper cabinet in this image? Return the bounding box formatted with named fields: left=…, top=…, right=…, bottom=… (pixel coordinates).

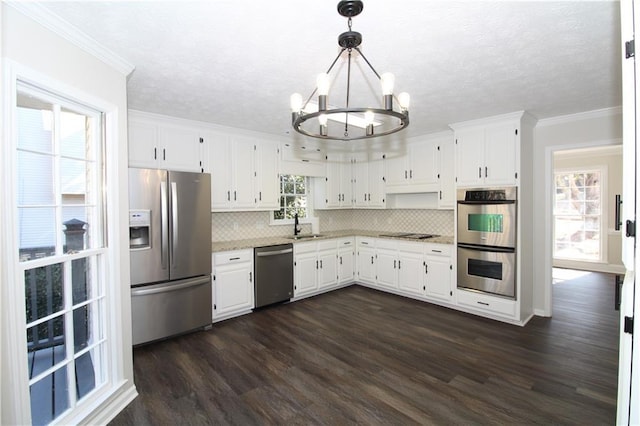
left=385, top=138, right=439, bottom=193
left=437, top=137, right=455, bottom=209
left=452, top=114, right=521, bottom=187
left=353, top=154, right=385, bottom=208
left=209, top=133, right=280, bottom=211
left=315, top=153, right=353, bottom=209
left=128, top=112, right=204, bottom=172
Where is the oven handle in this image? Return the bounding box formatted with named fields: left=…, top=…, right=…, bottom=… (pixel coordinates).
left=457, top=243, right=515, bottom=253
left=457, top=200, right=516, bottom=205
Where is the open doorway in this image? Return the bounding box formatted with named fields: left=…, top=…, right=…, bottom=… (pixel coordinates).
left=552, top=145, right=624, bottom=275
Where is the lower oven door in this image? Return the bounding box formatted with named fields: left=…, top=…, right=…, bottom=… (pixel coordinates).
left=457, top=244, right=516, bottom=299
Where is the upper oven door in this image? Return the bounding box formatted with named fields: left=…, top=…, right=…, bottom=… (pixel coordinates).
left=457, top=200, right=516, bottom=248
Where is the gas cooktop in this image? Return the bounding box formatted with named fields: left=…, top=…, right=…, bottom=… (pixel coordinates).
left=378, top=232, right=440, bottom=240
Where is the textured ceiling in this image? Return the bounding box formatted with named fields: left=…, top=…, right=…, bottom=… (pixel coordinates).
left=40, top=1, right=622, bottom=139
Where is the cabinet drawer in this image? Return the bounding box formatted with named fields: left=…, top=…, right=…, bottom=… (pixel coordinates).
left=294, top=241, right=317, bottom=254
left=357, top=237, right=376, bottom=247
left=456, top=289, right=516, bottom=317
left=424, top=244, right=452, bottom=256
left=214, top=249, right=253, bottom=266
left=317, top=240, right=338, bottom=251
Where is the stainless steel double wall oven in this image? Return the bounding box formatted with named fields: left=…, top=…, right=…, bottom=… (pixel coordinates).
left=457, top=187, right=517, bottom=299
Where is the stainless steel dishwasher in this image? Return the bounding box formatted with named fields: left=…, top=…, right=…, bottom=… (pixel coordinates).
left=254, top=243, right=294, bottom=308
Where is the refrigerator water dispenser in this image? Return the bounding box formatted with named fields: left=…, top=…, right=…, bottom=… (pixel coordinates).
left=129, top=209, right=151, bottom=249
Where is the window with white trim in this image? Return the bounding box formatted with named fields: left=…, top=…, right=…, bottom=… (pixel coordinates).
left=273, top=174, right=310, bottom=222
left=17, top=82, right=107, bottom=425
left=553, top=168, right=604, bottom=262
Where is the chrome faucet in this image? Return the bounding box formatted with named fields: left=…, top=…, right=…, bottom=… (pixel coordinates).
left=294, top=213, right=301, bottom=236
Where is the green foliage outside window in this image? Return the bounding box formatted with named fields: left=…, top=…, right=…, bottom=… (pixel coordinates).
left=274, top=175, right=308, bottom=220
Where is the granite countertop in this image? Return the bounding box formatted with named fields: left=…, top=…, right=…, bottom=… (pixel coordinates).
left=212, top=230, right=454, bottom=253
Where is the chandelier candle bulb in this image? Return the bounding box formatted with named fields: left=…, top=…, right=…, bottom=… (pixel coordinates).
left=398, top=92, right=410, bottom=111
left=380, top=72, right=395, bottom=95
left=290, top=93, right=303, bottom=112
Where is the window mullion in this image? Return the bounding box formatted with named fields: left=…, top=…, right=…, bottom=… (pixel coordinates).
left=53, top=104, right=64, bottom=256
left=63, top=258, right=77, bottom=410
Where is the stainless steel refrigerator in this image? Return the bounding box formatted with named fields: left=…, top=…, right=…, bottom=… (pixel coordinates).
left=128, top=168, right=212, bottom=345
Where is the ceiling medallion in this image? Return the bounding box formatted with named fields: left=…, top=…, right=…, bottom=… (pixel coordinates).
left=290, top=0, right=410, bottom=141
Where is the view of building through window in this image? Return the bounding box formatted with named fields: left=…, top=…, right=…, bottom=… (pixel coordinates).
left=274, top=175, right=308, bottom=221
left=553, top=169, right=603, bottom=262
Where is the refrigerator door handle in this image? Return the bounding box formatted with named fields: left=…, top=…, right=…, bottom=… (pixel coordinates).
left=171, top=181, right=178, bottom=266
left=131, top=276, right=210, bottom=297
left=160, top=181, right=169, bottom=269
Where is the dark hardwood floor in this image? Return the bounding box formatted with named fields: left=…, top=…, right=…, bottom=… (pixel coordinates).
left=111, top=272, right=619, bottom=425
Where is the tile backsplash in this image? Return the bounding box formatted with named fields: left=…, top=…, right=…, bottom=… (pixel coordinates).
left=212, top=209, right=453, bottom=242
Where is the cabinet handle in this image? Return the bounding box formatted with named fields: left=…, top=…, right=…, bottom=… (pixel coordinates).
left=249, top=272, right=252, bottom=282
left=615, top=194, right=623, bottom=231
left=409, top=170, right=413, bottom=179
left=371, top=256, right=374, bottom=264
left=364, top=193, right=367, bottom=202
left=229, top=257, right=240, bottom=260
left=368, top=193, right=371, bottom=201
left=320, top=260, right=323, bottom=268
left=361, top=242, right=369, bottom=245
left=398, top=260, right=401, bottom=269
left=477, top=301, right=490, bottom=306
left=227, top=191, right=230, bottom=201
left=405, top=170, right=408, bottom=179
left=440, top=191, right=442, bottom=200
left=340, top=256, right=343, bottom=265
left=163, top=148, right=166, bottom=161
left=316, top=260, right=319, bottom=269
left=154, top=147, right=157, bottom=160
left=478, top=167, right=482, bottom=178
left=394, top=260, right=397, bottom=269
left=485, top=166, right=488, bottom=178
left=234, top=190, right=237, bottom=201
left=431, top=249, right=442, bottom=253
left=425, top=264, right=428, bottom=274
left=259, top=191, right=262, bottom=201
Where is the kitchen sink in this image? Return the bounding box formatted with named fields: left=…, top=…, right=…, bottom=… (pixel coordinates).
left=286, top=234, right=325, bottom=240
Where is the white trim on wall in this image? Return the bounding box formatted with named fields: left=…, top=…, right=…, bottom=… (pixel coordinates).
left=537, top=107, right=623, bottom=128
left=5, top=2, right=135, bottom=76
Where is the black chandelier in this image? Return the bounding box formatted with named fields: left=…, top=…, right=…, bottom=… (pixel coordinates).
left=290, top=0, right=410, bottom=141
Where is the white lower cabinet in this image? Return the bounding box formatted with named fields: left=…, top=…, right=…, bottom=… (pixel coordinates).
left=397, top=245, right=425, bottom=297
left=456, top=289, right=517, bottom=318
left=212, top=250, right=254, bottom=322
left=294, top=240, right=338, bottom=298
left=356, top=237, right=377, bottom=284
left=337, top=238, right=355, bottom=284
left=423, top=244, right=454, bottom=302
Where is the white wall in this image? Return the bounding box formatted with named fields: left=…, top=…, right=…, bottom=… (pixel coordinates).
left=1, top=4, right=135, bottom=424
left=532, top=108, right=622, bottom=316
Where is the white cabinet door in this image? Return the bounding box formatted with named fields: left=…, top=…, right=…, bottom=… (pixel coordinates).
left=353, top=158, right=369, bottom=207
left=338, top=246, right=355, bottom=284
left=357, top=246, right=376, bottom=283
left=232, top=137, right=256, bottom=209
left=294, top=251, right=318, bottom=297
left=324, top=155, right=342, bottom=208
left=438, top=138, right=455, bottom=209
left=484, top=123, right=518, bottom=186
left=340, top=159, right=353, bottom=206
left=128, top=120, right=159, bottom=169
left=409, top=140, right=439, bottom=188
left=255, top=141, right=279, bottom=209
left=158, top=125, right=202, bottom=172
left=424, top=255, right=453, bottom=302
left=455, top=127, right=485, bottom=187
left=384, top=152, right=408, bottom=187
left=213, top=257, right=253, bottom=319
left=398, top=250, right=424, bottom=296
left=317, top=249, right=338, bottom=290
left=368, top=156, right=386, bottom=207
left=210, top=138, right=233, bottom=209
left=376, top=248, right=398, bottom=289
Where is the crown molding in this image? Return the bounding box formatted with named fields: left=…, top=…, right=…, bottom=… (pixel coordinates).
left=536, top=106, right=622, bottom=128
left=6, top=2, right=135, bottom=76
